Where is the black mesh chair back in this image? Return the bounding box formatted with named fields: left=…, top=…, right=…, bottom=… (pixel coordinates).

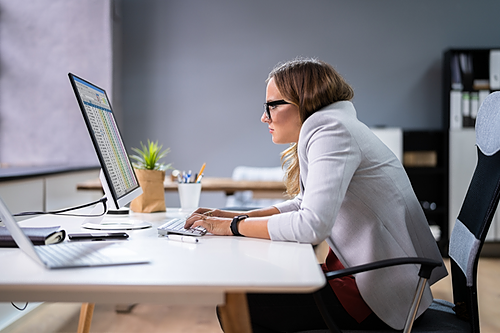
left=447, top=91, right=500, bottom=333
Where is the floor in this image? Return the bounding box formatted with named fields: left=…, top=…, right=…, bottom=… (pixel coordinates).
left=2, top=258, right=499, bottom=333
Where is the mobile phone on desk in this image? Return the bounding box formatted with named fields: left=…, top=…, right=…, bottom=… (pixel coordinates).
left=68, top=232, right=129, bottom=241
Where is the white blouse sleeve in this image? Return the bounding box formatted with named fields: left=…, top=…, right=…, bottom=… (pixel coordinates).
left=273, top=191, right=302, bottom=213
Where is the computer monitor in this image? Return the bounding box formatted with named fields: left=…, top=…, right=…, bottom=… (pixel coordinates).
left=68, top=73, right=151, bottom=230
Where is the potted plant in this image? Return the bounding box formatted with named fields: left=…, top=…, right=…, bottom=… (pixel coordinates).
left=129, top=140, right=172, bottom=213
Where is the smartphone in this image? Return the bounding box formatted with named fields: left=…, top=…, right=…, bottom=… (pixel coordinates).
left=68, top=232, right=129, bottom=241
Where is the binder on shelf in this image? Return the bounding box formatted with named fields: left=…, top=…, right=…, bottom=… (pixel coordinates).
left=450, top=90, right=463, bottom=129
left=461, top=92, right=475, bottom=127
left=403, top=151, right=437, bottom=167
left=450, top=54, right=463, bottom=90
left=473, top=79, right=489, bottom=91
left=490, top=50, right=500, bottom=90
left=459, top=53, right=473, bottom=91
left=470, top=92, right=479, bottom=119
left=461, top=92, right=470, bottom=117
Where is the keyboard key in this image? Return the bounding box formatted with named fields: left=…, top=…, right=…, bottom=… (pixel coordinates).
left=157, top=218, right=206, bottom=237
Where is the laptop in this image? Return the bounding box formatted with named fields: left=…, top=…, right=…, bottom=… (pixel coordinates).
left=0, top=197, right=150, bottom=269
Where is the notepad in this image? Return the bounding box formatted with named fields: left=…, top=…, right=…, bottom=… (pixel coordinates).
left=0, top=226, right=65, bottom=248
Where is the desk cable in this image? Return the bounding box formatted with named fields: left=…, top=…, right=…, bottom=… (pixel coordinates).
left=12, top=197, right=108, bottom=218
left=11, top=302, right=28, bottom=311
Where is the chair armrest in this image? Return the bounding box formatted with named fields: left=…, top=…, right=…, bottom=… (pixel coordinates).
left=316, top=257, right=442, bottom=333
left=324, top=257, right=442, bottom=280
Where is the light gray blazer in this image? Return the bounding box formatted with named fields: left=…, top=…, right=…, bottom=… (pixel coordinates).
left=268, top=101, right=447, bottom=330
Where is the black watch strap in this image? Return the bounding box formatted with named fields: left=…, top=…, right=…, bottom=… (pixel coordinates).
left=230, top=215, right=248, bottom=236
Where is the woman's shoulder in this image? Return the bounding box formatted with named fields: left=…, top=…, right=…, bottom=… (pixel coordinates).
left=301, top=101, right=357, bottom=134
left=304, top=101, right=356, bottom=124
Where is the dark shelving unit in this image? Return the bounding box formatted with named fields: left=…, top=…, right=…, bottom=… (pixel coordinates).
left=403, top=130, right=449, bottom=255
left=443, top=48, right=498, bottom=130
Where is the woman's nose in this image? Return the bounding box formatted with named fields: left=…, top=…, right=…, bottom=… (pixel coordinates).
left=261, top=111, right=270, bottom=123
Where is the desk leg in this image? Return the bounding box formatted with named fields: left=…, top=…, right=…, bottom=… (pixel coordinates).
left=218, top=292, right=252, bottom=333
left=77, top=303, right=95, bottom=333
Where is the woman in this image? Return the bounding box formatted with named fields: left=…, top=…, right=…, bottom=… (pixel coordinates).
left=185, top=58, right=447, bottom=332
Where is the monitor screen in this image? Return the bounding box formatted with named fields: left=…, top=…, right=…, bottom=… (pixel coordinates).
left=68, top=73, right=141, bottom=210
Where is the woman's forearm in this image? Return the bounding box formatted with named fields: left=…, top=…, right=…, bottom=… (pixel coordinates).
left=238, top=217, right=271, bottom=239
left=210, top=206, right=280, bottom=219
left=221, top=206, right=279, bottom=239
left=246, top=206, right=280, bottom=218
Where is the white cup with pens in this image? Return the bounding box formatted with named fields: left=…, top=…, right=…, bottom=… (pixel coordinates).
left=177, top=163, right=205, bottom=212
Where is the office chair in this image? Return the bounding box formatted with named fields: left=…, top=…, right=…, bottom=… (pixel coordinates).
left=306, top=91, right=500, bottom=333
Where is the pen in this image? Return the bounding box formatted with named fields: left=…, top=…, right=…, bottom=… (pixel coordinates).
left=166, top=234, right=199, bottom=243
left=196, top=163, right=206, bottom=183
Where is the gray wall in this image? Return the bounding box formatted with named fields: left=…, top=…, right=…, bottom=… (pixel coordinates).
left=0, top=0, right=113, bottom=168
left=119, top=0, right=500, bottom=207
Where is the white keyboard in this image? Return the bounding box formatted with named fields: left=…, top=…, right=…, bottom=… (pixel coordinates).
left=157, top=218, right=207, bottom=237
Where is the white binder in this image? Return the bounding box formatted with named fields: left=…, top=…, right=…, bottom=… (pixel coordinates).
left=490, top=50, right=500, bottom=90
left=450, top=90, right=463, bottom=129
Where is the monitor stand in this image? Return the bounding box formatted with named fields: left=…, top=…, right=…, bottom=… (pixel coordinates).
left=81, top=171, right=152, bottom=230
left=81, top=213, right=152, bottom=230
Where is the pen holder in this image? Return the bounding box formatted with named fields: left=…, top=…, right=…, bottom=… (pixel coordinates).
left=177, top=183, right=202, bottom=212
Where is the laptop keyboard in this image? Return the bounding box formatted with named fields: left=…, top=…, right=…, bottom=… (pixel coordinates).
left=157, top=218, right=207, bottom=237
left=36, top=242, right=111, bottom=267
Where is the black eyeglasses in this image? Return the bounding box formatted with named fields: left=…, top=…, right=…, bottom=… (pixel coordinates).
left=263, top=100, right=291, bottom=120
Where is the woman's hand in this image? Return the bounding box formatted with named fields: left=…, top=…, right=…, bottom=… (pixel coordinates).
left=184, top=213, right=233, bottom=236
left=189, top=207, right=242, bottom=219
left=190, top=207, right=215, bottom=216
left=184, top=206, right=278, bottom=239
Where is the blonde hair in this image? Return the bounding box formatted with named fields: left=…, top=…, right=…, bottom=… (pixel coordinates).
left=267, top=58, right=354, bottom=196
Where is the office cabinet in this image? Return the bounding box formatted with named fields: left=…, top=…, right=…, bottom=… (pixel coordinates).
left=45, top=170, right=101, bottom=211
left=403, top=130, right=448, bottom=254
left=374, top=128, right=449, bottom=252
left=0, top=179, right=44, bottom=220
left=0, top=170, right=100, bottom=217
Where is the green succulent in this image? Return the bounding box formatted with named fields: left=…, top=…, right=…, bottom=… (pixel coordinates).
left=130, top=140, right=172, bottom=171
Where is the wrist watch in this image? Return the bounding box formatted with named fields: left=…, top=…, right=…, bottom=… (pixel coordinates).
left=230, top=214, right=248, bottom=236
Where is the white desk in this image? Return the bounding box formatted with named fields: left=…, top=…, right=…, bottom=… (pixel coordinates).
left=0, top=209, right=325, bottom=332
